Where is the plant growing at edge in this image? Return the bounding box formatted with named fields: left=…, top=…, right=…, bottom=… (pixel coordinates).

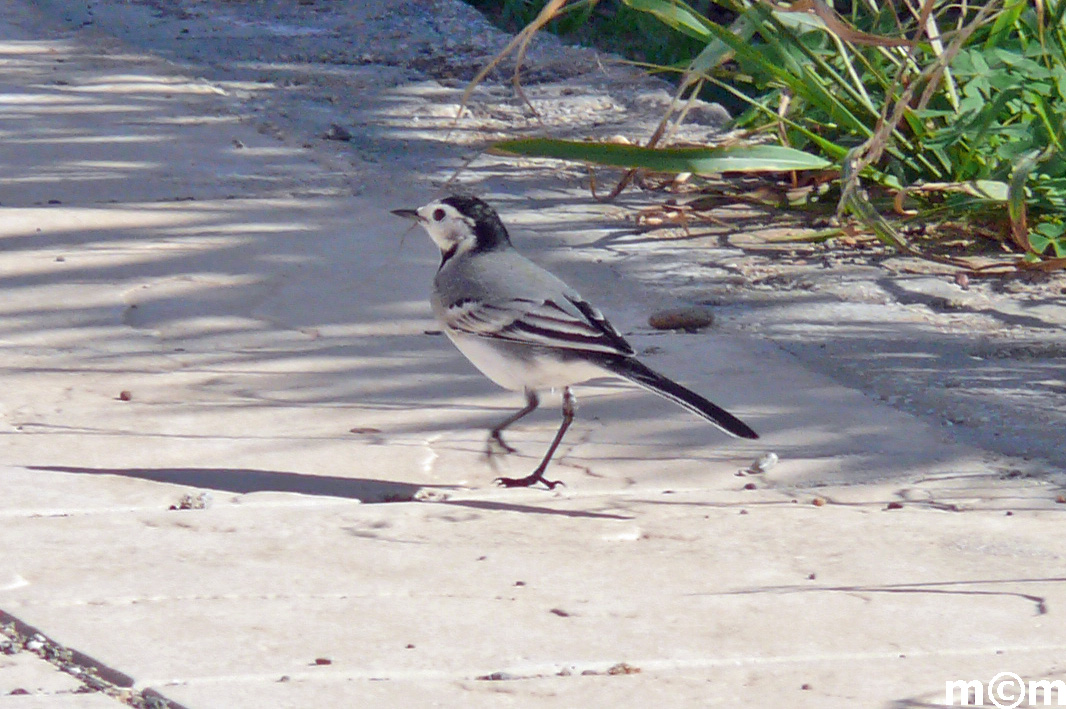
left=470, top=0, right=1066, bottom=271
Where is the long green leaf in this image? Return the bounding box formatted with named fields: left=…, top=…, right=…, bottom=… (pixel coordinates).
left=490, top=138, right=832, bottom=173
left=985, top=0, right=1028, bottom=50
left=685, top=9, right=757, bottom=78
left=622, top=0, right=715, bottom=41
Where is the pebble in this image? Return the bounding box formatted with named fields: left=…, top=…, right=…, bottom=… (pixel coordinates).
left=647, top=306, right=715, bottom=331
left=747, top=452, right=778, bottom=474
left=322, top=123, right=351, bottom=141
left=478, top=671, right=519, bottom=681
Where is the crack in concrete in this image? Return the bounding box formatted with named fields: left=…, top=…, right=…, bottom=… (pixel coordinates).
left=1, top=609, right=185, bottom=708
left=694, top=577, right=1066, bottom=616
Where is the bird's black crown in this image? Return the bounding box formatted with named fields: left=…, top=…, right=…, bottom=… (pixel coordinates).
left=443, top=195, right=512, bottom=252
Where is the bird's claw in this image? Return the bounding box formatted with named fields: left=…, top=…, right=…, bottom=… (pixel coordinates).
left=494, top=475, right=565, bottom=490
left=487, top=431, right=518, bottom=456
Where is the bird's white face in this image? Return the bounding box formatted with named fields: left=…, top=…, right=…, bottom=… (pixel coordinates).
left=411, top=200, right=479, bottom=256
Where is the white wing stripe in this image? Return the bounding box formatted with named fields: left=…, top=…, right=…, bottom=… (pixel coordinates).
left=520, top=313, right=601, bottom=335
left=442, top=296, right=633, bottom=356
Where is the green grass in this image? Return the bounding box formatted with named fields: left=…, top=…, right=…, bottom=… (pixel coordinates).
left=466, top=0, right=711, bottom=66
left=464, top=0, right=1066, bottom=270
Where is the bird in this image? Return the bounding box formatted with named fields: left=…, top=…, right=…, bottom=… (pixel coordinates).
left=391, top=195, right=758, bottom=489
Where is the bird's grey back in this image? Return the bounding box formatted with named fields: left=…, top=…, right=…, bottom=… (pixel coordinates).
left=434, top=247, right=580, bottom=311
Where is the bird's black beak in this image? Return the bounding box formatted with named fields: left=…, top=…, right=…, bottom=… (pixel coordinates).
left=390, top=208, right=422, bottom=222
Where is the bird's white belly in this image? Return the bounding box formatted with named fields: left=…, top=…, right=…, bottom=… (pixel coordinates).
left=444, top=330, right=608, bottom=392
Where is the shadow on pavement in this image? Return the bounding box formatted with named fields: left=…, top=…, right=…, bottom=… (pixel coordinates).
left=27, top=464, right=440, bottom=503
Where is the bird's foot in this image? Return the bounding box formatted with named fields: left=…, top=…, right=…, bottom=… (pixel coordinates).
left=486, top=430, right=518, bottom=456
left=494, top=473, right=564, bottom=490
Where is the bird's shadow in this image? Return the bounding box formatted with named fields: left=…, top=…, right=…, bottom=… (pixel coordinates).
left=29, top=464, right=439, bottom=503
left=27, top=465, right=633, bottom=519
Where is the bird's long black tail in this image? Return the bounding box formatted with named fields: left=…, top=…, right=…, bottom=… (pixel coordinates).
left=601, top=357, right=759, bottom=439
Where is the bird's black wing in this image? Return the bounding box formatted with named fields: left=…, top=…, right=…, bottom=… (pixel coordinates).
left=440, top=294, right=636, bottom=357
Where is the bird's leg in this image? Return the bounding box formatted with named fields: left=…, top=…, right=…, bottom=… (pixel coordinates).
left=496, top=388, right=575, bottom=490
left=487, top=388, right=539, bottom=456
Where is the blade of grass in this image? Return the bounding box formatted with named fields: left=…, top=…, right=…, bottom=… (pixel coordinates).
left=459, top=0, right=580, bottom=119
left=698, top=12, right=875, bottom=137
left=623, top=0, right=716, bottom=41
left=1008, top=147, right=1054, bottom=252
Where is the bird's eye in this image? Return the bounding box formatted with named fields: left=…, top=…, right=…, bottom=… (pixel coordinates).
left=432, top=208, right=446, bottom=222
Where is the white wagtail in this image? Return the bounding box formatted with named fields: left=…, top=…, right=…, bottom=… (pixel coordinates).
left=392, top=195, right=758, bottom=489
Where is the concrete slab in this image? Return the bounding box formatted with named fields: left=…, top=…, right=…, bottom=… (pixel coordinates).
left=1, top=1, right=1065, bottom=708
left=0, top=695, right=121, bottom=709
left=6, top=496, right=1066, bottom=706
left=0, top=652, right=84, bottom=697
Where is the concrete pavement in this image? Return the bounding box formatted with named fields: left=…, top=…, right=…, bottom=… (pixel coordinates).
left=2, top=1, right=1065, bottom=707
